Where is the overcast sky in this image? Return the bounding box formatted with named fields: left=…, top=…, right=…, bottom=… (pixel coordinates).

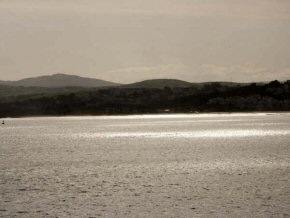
left=0, top=0, right=290, bottom=83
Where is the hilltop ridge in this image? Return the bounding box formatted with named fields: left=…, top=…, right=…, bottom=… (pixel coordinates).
left=0, top=73, right=120, bottom=88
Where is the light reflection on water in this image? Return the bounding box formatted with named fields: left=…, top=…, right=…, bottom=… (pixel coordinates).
left=6, top=112, right=280, bottom=121
left=72, top=129, right=290, bottom=139
left=1, top=113, right=290, bottom=217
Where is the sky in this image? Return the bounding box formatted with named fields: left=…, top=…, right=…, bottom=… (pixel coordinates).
left=0, top=0, right=290, bottom=83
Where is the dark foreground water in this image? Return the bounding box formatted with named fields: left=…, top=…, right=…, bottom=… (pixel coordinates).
left=1, top=113, right=290, bottom=217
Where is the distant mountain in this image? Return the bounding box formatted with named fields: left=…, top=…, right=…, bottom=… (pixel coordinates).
left=1, top=80, right=289, bottom=118
left=122, top=79, right=253, bottom=89
left=1, top=74, right=120, bottom=88
left=123, top=79, right=193, bottom=89
left=0, top=74, right=268, bottom=100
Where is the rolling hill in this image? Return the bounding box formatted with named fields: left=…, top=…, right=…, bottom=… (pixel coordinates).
left=123, top=79, right=193, bottom=88
left=0, top=74, right=266, bottom=100
left=0, top=73, right=120, bottom=88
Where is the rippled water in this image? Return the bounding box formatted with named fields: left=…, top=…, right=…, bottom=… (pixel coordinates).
left=1, top=113, right=290, bottom=217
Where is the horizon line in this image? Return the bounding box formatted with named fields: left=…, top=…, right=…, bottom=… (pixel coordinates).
left=1, top=73, right=288, bottom=84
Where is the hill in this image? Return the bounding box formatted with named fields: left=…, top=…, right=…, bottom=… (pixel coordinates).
left=0, top=80, right=289, bottom=117
left=1, top=74, right=119, bottom=88
left=0, top=74, right=269, bottom=99
left=123, top=79, right=193, bottom=88
left=122, top=79, right=251, bottom=89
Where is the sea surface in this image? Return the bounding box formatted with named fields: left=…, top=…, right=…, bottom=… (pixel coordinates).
left=1, top=113, right=290, bottom=217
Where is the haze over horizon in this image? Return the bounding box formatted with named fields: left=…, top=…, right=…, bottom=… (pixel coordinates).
left=0, top=73, right=288, bottom=84
left=1, top=0, right=290, bottom=83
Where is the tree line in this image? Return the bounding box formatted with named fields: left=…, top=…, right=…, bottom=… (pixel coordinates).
left=0, top=80, right=289, bottom=118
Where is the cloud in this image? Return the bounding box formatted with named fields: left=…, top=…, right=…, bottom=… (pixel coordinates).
left=100, top=63, right=290, bottom=83
left=198, top=64, right=290, bottom=82
left=1, top=0, right=290, bottom=20
left=0, top=0, right=289, bottom=82
left=102, top=64, right=190, bottom=83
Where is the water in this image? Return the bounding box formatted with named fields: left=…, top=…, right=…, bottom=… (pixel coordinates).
left=1, top=113, right=290, bottom=217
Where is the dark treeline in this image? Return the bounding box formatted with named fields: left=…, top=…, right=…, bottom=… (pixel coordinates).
left=0, top=80, right=289, bottom=118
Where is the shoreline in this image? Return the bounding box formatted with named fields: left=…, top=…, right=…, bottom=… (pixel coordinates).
left=2, top=111, right=290, bottom=120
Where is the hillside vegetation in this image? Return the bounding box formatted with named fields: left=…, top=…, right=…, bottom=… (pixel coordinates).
left=0, top=80, right=289, bottom=118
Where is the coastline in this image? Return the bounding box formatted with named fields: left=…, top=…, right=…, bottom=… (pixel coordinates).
left=2, top=111, right=290, bottom=120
